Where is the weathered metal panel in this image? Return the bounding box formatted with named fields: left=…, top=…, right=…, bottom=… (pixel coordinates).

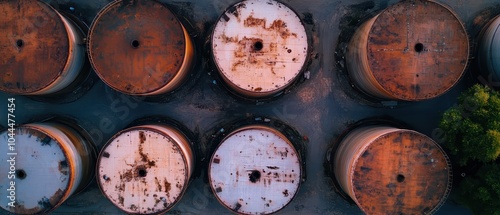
left=97, top=124, right=194, bottom=214
left=211, top=0, right=309, bottom=98
left=88, top=0, right=194, bottom=96
left=0, top=0, right=85, bottom=95
left=333, top=125, right=452, bottom=215
left=0, top=122, right=95, bottom=214
left=347, top=0, right=469, bottom=101
left=209, top=125, right=302, bottom=215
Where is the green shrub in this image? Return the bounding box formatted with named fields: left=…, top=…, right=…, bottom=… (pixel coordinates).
left=460, top=164, right=500, bottom=215
left=440, top=84, right=500, bottom=165
left=439, top=84, right=500, bottom=215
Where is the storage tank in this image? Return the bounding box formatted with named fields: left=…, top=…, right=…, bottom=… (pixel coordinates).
left=0, top=0, right=92, bottom=101
left=346, top=0, right=469, bottom=101
left=332, top=125, right=452, bottom=214
left=211, top=0, right=309, bottom=99
left=209, top=124, right=303, bottom=214
left=478, top=15, right=500, bottom=83
left=97, top=123, right=194, bottom=214
left=88, top=0, right=194, bottom=96
left=0, top=119, right=97, bottom=214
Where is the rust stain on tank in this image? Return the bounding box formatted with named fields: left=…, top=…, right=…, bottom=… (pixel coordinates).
left=269, top=43, right=278, bottom=52
left=269, top=19, right=298, bottom=39
left=213, top=158, right=220, bottom=164
left=337, top=127, right=451, bottom=214
left=211, top=0, right=308, bottom=100
left=226, top=16, right=300, bottom=72
left=226, top=3, right=245, bottom=22
left=164, top=179, right=171, bottom=193
left=58, top=160, right=69, bottom=175
left=98, top=125, right=194, bottom=214
left=47, top=189, right=64, bottom=207
left=87, top=0, right=191, bottom=95
left=40, top=136, right=52, bottom=146
left=0, top=0, right=71, bottom=94
left=234, top=202, right=242, bottom=211
left=10, top=202, right=41, bottom=214
left=216, top=187, right=223, bottom=193
left=231, top=60, right=246, bottom=71
left=115, top=181, right=125, bottom=193
left=242, top=16, right=297, bottom=40
left=221, top=34, right=239, bottom=43
left=138, top=142, right=148, bottom=163
left=283, top=189, right=289, bottom=197
left=137, top=132, right=156, bottom=167
left=103, top=152, right=110, bottom=158
left=129, top=204, right=138, bottom=211
left=208, top=125, right=302, bottom=214
left=232, top=37, right=262, bottom=57
left=244, top=15, right=266, bottom=28
left=139, top=131, right=146, bottom=144
left=119, top=196, right=124, bottom=206
left=347, top=0, right=469, bottom=101
left=121, top=170, right=134, bottom=182
left=276, top=147, right=289, bottom=158
left=155, top=177, right=163, bottom=191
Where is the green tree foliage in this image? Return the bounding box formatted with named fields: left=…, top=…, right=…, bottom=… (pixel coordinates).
left=460, top=164, right=500, bottom=215
left=440, top=84, right=500, bottom=215
left=440, top=84, right=500, bottom=165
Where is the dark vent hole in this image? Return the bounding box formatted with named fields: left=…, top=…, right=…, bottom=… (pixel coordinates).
left=131, top=40, right=140, bottom=48
left=414, top=43, right=424, bottom=52
left=16, top=169, right=27, bottom=179
left=138, top=168, right=147, bottom=177
left=253, top=41, right=263, bottom=51
left=249, top=170, right=261, bottom=183
left=16, top=39, right=23, bottom=47
left=397, top=174, right=405, bottom=183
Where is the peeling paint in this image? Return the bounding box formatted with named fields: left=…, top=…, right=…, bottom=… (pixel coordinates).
left=212, top=0, right=308, bottom=98
left=209, top=125, right=301, bottom=214
left=88, top=0, right=194, bottom=96
left=346, top=0, right=468, bottom=101
left=0, top=122, right=95, bottom=214
left=333, top=126, right=452, bottom=214
left=97, top=125, right=194, bottom=214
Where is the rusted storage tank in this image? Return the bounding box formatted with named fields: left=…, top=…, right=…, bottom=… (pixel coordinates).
left=97, top=123, right=194, bottom=214
left=209, top=125, right=303, bottom=214
left=332, top=125, right=452, bottom=214
left=211, top=0, right=309, bottom=99
left=0, top=119, right=97, bottom=214
left=346, top=0, right=469, bottom=101
left=478, top=15, right=500, bottom=83
left=88, top=0, right=194, bottom=96
left=0, top=0, right=91, bottom=100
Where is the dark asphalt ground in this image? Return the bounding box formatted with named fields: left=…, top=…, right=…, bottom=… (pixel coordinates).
left=2, top=0, right=500, bottom=214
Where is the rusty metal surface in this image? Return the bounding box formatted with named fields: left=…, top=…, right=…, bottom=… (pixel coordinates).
left=88, top=0, right=191, bottom=95
left=97, top=125, right=193, bottom=214
left=0, top=0, right=70, bottom=94
left=211, top=0, right=309, bottom=98
left=0, top=122, right=96, bottom=214
left=2, top=0, right=499, bottom=214
left=349, top=0, right=469, bottom=101
left=209, top=125, right=302, bottom=215
left=341, top=128, right=451, bottom=214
